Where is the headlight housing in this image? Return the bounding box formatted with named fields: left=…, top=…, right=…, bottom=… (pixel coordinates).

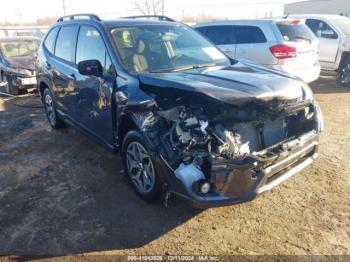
left=302, top=84, right=314, bottom=101
left=342, top=40, right=350, bottom=51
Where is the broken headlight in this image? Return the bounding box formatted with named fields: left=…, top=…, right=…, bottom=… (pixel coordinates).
left=8, top=68, right=33, bottom=77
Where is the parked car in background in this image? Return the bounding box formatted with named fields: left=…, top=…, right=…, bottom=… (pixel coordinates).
left=0, top=26, right=48, bottom=38
left=36, top=14, right=323, bottom=208
left=289, top=15, right=350, bottom=86
left=194, top=19, right=320, bottom=83
left=0, top=37, right=40, bottom=95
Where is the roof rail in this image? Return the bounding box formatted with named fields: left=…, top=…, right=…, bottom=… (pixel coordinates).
left=121, top=15, right=176, bottom=22
left=57, top=14, right=101, bottom=23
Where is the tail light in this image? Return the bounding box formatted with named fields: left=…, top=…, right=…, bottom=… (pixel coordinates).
left=291, top=20, right=301, bottom=25
left=270, top=45, right=297, bottom=59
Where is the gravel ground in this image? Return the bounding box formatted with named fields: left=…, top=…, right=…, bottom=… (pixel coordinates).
left=0, top=72, right=349, bottom=259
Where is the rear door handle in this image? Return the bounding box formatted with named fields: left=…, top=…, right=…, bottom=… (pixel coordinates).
left=70, top=73, right=76, bottom=80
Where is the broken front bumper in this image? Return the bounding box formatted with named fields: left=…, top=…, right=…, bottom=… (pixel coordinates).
left=13, top=76, right=37, bottom=89
left=166, top=130, right=319, bottom=208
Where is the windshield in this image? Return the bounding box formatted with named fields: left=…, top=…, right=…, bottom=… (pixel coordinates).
left=111, top=24, right=230, bottom=73
left=0, top=40, right=40, bottom=58
left=329, top=16, right=350, bottom=36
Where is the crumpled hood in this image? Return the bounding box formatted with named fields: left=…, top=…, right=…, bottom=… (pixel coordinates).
left=139, top=62, right=305, bottom=106
left=6, top=54, right=36, bottom=71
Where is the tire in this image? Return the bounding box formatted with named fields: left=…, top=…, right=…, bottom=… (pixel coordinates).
left=121, top=130, right=161, bottom=202
left=337, top=56, right=350, bottom=87
left=1, top=73, right=19, bottom=95
left=42, top=88, right=66, bottom=129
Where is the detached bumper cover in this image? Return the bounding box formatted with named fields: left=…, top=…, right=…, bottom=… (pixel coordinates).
left=170, top=130, right=319, bottom=208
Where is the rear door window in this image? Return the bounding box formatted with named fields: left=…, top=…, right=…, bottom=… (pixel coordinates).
left=44, top=27, right=59, bottom=54
left=54, top=25, right=79, bottom=63
left=195, top=27, right=208, bottom=35
left=234, top=26, right=267, bottom=44
left=277, top=23, right=315, bottom=42
left=204, top=26, right=235, bottom=45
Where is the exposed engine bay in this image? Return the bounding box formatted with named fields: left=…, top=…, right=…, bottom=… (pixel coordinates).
left=140, top=93, right=320, bottom=199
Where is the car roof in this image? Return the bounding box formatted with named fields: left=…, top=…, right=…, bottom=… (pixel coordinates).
left=55, top=18, right=180, bottom=28
left=194, top=18, right=305, bottom=27
left=288, top=14, right=345, bottom=20
left=104, top=19, right=180, bottom=27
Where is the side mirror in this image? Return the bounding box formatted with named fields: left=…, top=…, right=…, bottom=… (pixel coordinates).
left=321, top=30, right=337, bottom=39
left=78, top=59, right=103, bottom=78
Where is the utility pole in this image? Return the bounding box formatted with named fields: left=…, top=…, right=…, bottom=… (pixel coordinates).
left=15, top=10, right=22, bottom=24
left=62, top=0, right=66, bottom=16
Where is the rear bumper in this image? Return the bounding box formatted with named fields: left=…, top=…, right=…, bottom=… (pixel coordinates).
left=170, top=131, right=319, bottom=209
left=271, top=63, right=321, bottom=84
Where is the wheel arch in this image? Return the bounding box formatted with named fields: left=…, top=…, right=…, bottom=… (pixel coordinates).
left=39, top=81, right=50, bottom=99
left=117, top=112, right=139, bottom=147
left=338, top=51, right=350, bottom=72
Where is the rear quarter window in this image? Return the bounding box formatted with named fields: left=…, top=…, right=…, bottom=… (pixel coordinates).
left=43, top=27, right=59, bottom=54
left=234, top=26, right=267, bottom=44
left=277, top=23, right=315, bottom=42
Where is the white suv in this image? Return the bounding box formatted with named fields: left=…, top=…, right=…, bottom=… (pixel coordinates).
left=194, top=19, right=320, bottom=83
left=290, top=15, right=350, bottom=86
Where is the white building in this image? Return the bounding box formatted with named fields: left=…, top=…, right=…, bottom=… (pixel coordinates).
left=285, top=0, right=350, bottom=16
left=163, top=0, right=303, bottom=22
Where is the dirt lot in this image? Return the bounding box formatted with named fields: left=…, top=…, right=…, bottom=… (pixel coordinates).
left=0, top=72, right=349, bottom=259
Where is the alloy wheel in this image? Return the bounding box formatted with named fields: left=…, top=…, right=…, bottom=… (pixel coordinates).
left=339, top=63, right=350, bottom=85
left=44, top=93, right=56, bottom=126
left=126, top=141, right=156, bottom=194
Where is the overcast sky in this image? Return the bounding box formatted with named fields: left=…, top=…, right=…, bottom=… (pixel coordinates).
left=0, top=0, right=303, bottom=23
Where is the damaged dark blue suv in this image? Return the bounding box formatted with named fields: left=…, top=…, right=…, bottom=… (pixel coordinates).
left=37, top=14, right=323, bottom=208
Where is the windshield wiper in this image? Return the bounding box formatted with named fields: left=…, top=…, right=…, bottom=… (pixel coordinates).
left=148, top=63, right=216, bottom=73
left=171, top=63, right=216, bottom=72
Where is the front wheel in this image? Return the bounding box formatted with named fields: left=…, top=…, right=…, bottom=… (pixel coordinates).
left=121, top=130, right=161, bottom=202
left=43, top=88, right=66, bottom=129
left=337, top=57, right=350, bottom=87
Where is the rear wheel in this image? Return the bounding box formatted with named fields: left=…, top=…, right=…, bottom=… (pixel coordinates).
left=43, top=88, right=66, bottom=129
left=337, top=57, right=350, bottom=87
left=121, top=130, right=161, bottom=202
left=0, top=73, right=19, bottom=95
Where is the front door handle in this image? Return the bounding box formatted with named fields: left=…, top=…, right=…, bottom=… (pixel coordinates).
left=46, top=62, right=51, bottom=69
left=70, top=73, right=76, bottom=80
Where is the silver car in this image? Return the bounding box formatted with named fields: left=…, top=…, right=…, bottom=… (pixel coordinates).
left=194, top=19, right=321, bottom=83
left=290, top=15, right=350, bottom=86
